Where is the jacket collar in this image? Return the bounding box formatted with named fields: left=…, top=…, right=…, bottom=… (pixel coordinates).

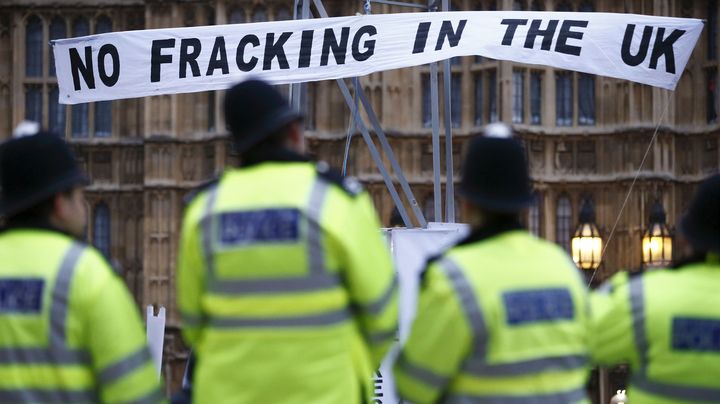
left=456, top=218, right=525, bottom=247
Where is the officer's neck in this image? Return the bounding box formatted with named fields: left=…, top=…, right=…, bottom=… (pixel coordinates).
left=457, top=211, right=524, bottom=247
left=2, top=215, right=71, bottom=237
left=240, top=146, right=309, bottom=168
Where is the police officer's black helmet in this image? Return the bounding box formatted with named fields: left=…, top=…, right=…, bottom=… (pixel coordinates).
left=459, top=123, right=533, bottom=213
left=680, top=174, right=720, bottom=253
left=0, top=132, right=88, bottom=217
left=224, top=79, right=302, bottom=154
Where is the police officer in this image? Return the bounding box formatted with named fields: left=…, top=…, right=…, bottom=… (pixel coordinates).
left=590, top=174, right=720, bottom=403
left=177, top=79, right=397, bottom=403
left=394, top=124, right=590, bottom=403
left=0, top=132, right=162, bottom=403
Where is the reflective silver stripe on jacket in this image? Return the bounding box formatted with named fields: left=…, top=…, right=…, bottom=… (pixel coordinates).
left=201, top=177, right=341, bottom=295
left=440, top=257, right=587, bottom=377
left=628, top=275, right=720, bottom=401
left=631, top=374, right=720, bottom=402
left=629, top=276, right=649, bottom=377
left=0, top=388, right=97, bottom=403
left=201, top=184, right=220, bottom=279
left=463, top=354, right=588, bottom=377
left=125, top=386, right=166, bottom=404
left=396, top=352, right=449, bottom=390
left=446, top=387, right=587, bottom=404
left=98, top=346, right=153, bottom=385
left=354, top=275, right=398, bottom=316
left=209, top=306, right=351, bottom=328
left=50, top=242, right=85, bottom=351
left=0, top=347, right=89, bottom=365
left=0, top=243, right=90, bottom=368
left=439, top=257, right=488, bottom=362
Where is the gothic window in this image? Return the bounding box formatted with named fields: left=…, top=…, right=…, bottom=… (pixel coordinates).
left=556, top=196, right=572, bottom=252
left=451, top=73, right=462, bottom=128
left=578, top=74, right=596, bottom=125
left=528, top=193, right=543, bottom=237
left=25, top=85, right=42, bottom=123
left=488, top=69, right=498, bottom=122
left=422, top=74, right=432, bottom=128
left=252, top=6, right=267, bottom=23
left=707, top=68, right=718, bottom=124
left=512, top=70, right=525, bottom=123
left=556, top=72, right=573, bottom=126
left=530, top=71, right=542, bottom=124
left=26, top=16, right=42, bottom=77
left=94, top=203, right=111, bottom=258
left=49, top=17, right=66, bottom=77
left=709, top=0, right=718, bottom=60
left=94, top=17, right=113, bottom=137
left=48, top=87, right=64, bottom=136
left=71, top=18, right=90, bottom=138
left=474, top=73, right=483, bottom=125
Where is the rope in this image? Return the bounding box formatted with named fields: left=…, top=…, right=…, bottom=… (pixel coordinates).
left=586, top=97, right=672, bottom=287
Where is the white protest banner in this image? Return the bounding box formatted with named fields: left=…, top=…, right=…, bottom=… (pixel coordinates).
left=52, top=11, right=703, bottom=104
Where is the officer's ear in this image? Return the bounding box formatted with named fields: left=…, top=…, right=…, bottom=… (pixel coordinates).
left=461, top=199, right=485, bottom=228
left=286, top=121, right=304, bottom=153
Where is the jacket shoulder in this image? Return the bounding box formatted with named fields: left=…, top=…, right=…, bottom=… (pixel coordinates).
left=315, top=162, right=363, bottom=198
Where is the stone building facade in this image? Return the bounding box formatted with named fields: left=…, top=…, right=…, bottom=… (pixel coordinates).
left=1, top=0, right=719, bottom=392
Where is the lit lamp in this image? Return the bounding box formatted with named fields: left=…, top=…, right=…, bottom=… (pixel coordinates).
left=571, top=199, right=603, bottom=270
left=642, top=200, right=673, bottom=268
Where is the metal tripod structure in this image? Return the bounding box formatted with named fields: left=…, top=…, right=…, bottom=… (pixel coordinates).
left=290, top=0, right=457, bottom=228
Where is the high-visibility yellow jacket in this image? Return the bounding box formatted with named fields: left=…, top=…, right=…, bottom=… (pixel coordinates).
left=177, top=158, right=397, bottom=404
left=395, top=230, right=591, bottom=404
left=590, top=254, right=720, bottom=404
left=0, top=228, right=163, bottom=403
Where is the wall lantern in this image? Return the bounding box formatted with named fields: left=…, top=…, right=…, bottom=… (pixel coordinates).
left=571, top=199, right=603, bottom=270
left=642, top=200, right=673, bottom=268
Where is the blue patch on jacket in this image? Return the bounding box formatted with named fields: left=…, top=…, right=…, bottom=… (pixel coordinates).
left=503, top=288, right=574, bottom=325
left=0, top=279, right=44, bottom=313
left=218, top=209, right=301, bottom=245
left=672, top=317, right=720, bottom=352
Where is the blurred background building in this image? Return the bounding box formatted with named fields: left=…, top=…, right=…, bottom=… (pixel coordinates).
left=1, top=0, right=718, bottom=393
